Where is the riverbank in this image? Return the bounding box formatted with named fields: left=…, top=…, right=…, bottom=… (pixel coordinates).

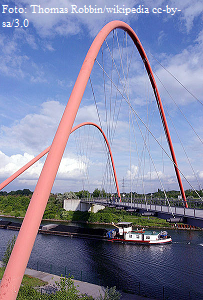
left=0, top=262, right=153, bottom=299
left=0, top=201, right=174, bottom=229
left=0, top=213, right=201, bottom=231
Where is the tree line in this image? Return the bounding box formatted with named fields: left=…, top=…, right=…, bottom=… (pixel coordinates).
left=0, top=188, right=202, bottom=220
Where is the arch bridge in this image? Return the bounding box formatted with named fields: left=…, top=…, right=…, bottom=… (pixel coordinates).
left=0, top=20, right=202, bottom=299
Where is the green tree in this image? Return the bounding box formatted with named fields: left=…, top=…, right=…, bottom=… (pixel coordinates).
left=52, top=276, right=94, bottom=299
left=17, top=285, right=41, bottom=300
left=93, top=188, right=101, bottom=198
left=56, top=191, right=78, bottom=207
left=100, top=188, right=106, bottom=198
left=75, top=190, right=90, bottom=199
left=54, top=276, right=80, bottom=299
left=98, top=286, right=121, bottom=300
left=64, top=191, right=78, bottom=199
left=2, top=235, right=16, bottom=267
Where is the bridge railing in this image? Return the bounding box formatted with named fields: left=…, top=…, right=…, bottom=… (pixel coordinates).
left=80, top=196, right=119, bottom=203
left=80, top=197, right=110, bottom=202
left=82, top=196, right=203, bottom=209
left=81, top=196, right=203, bottom=227
left=120, top=197, right=203, bottom=209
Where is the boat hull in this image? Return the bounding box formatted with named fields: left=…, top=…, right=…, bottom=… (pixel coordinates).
left=108, top=237, right=172, bottom=245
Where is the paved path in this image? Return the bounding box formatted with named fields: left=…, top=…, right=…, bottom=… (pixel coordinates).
left=25, top=268, right=106, bottom=298
left=25, top=268, right=153, bottom=299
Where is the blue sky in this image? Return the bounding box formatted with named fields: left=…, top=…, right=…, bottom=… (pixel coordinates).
left=0, top=0, right=203, bottom=195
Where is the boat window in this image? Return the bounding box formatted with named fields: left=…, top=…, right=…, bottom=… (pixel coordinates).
left=129, top=234, right=132, bottom=238
left=136, top=235, right=139, bottom=238
left=146, top=236, right=150, bottom=239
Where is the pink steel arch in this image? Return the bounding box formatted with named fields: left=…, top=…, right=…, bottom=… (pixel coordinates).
left=0, top=122, right=121, bottom=199
left=0, top=20, right=187, bottom=299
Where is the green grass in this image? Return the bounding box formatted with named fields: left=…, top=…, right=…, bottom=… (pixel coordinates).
left=0, top=267, right=48, bottom=287
left=1, top=205, right=172, bottom=228
left=0, top=269, right=103, bottom=299
left=88, top=207, right=172, bottom=228
left=60, top=206, right=172, bottom=228
left=21, top=274, right=48, bottom=287
left=0, top=267, right=4, bottom=280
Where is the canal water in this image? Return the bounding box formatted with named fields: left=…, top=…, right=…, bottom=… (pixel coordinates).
left=0, top=218, right=203, bottom=300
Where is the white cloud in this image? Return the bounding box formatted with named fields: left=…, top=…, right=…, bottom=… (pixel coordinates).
left=158, top=30, right=166, bottom=46
left=0, top=151, right=44, bottom=179
left=0, top=32, right=42, bottom=81
left=0, top=37, right=29, bottom=79
left=144, top=170, right=166, bottom=181
left=0, top=27, right=54, bottom=81
left=0, top=99, right=126, bottom=158
left=74, top=104, right=100, bottom=124
left=145, top=0, right=203, bottom=32
left=196, top=30, right=203, bottom=44
left=57, top=155, right=88, bottom=179
left=1, top=100, right=65, bottom=153
left=154, top=35, right=203, bottom=106
left=0, top=150, right=88, bottom=188
left=57, top=79, right=74, bottom=89
left=14, top=28, right=38, bottom=50
left=0, top=100, right=113, bottom=190
left=126, top=164, right=138, bottom=179
left=177, top=0, right=203, bottom=32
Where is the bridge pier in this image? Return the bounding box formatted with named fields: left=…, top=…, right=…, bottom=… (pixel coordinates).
left=63, top=199, right=105, bottom=213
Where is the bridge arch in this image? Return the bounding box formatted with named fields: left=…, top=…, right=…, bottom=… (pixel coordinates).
left=0, top=122, right=121, bottom=199
left=0, top=20, right=186, bottom=298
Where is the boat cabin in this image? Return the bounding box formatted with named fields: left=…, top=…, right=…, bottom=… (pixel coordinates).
left=117, top=222, right=133, bottom=235
left=125, top=230, right=159, bottom=242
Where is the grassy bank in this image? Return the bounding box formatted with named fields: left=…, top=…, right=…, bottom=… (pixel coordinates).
left=0, top=266, right=120, bottom=299
left=55, top=207, right=172, bottom=228
left=0, top=266, right=48, bottom=286
left=0, top=266, right=48, bottom=297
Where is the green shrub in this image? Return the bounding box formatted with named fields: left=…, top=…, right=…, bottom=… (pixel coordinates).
left=17, top=285, right=41, bottom=300
left=98, top=286, right=121, bottom=300
left=61, top=210, right=71, bottom=220
left=14, top=211, right=21, bottom=217
left=2, top=235, right=16, bottom=267
left=88, top=212, right=99, bottom=223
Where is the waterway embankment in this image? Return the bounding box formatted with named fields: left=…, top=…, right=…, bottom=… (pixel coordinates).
left=0, top=261, right=153, bottom=299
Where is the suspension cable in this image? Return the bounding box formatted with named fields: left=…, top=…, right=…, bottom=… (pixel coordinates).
left=164, top=106, right=202, bottom=190
left=95, top=58, right=202, bottom=200
left=130, top=105, right=174, bottom=216
left=145, top=50, right=203, bottom=107
left=154, top=71, right=203, bottom=145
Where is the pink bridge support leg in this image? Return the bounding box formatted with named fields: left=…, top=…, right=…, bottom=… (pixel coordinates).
left=0, top=147, right=50, bottom=191
left=0, top=20, right=186, bottom=299
left=0, top=122, right=121, bottom=199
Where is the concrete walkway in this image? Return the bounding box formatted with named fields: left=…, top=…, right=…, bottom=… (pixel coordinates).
left=25, top=268, right=106, bottom=298
left=0, top=262, right=153, bottom=299
left=25, top=268, right=154, bottom=299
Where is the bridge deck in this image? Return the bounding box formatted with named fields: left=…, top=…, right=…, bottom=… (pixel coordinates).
left=82, top=199, right=203, bottom=228
left=121, top=202, right=203, bottom=219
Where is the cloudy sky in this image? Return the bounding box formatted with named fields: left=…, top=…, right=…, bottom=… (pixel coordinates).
left=0, top=0, right=203, bottom=195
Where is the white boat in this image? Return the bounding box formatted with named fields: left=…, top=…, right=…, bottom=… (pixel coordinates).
left=107, top=222, right=172, bottom=244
